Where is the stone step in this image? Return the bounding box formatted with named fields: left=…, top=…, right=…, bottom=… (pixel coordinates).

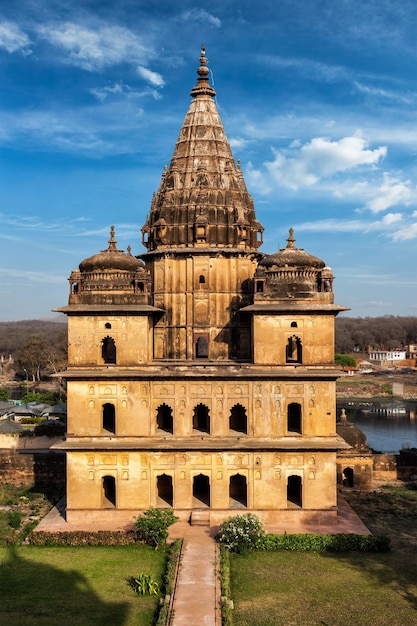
left=190, top=510, right=210, bottom=526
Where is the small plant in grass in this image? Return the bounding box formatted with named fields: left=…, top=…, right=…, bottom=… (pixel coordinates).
left=128, top=572, right=160, bottom=596
left=216, top=513, right=265, bottom=554
left=134, top=508, right=178, bottom=549
left=8, top=511, right=22, bottom=529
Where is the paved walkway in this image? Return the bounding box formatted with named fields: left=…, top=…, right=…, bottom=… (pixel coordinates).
left=168, top=524, right=221, bottom=626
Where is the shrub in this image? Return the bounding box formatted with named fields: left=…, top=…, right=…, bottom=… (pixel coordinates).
left=216, top=513, right=265, bottom=554
left=33, top=421, right=65, bottom=437
left=258, top=532, right=390, bottom=552
left=163, top=539, right=182, bottom=595
left=128, top=572, right=160, bottom=596
left=134, top=508, right=178, bottom=549
left=28, top=530, right=136, bottom=546
left=8, top=511, right=22, bottom=529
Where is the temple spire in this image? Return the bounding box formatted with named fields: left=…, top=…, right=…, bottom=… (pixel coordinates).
left=286, top=228, right=296, bottom=249
left=108, top=225, right=117, bottom=251
left=190, top=45, right=216, bottom=98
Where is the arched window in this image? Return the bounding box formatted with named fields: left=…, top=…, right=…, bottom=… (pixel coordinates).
left=157, top=474, right=173, bottom=507
left=229, top=474, right=247, bottom=507
left=102, top=336, right=116, bottom=364
left=291, top=321, right=297, bottom=328
left=287, top=403, right=302, bottom=434
left=193, top=474, right=210, bottom=507
left=343, top=467, right=354, bottom=487
left=287, top=475, right=302, bottom=508
left=229, top=404, right=248, bottom=434
left=156, top=403, right=173, bottom=434
left=199, top=274, right=205, bottom=284
left=286, top=335, right=302, bottom=363
left=192, top=404, right=210, bottom=433
left=105, top=322, right=112, bottom=329
left=102, top=403, right=116, bottom=433
left=102, top=475, right=116, bottom=508
left=196, top=336, right=209, bottom=358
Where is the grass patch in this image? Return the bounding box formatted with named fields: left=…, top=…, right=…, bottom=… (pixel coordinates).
left=0, top=544, right=166, bottom=626
left=0, top=485, right=53, bottom=545
left=229, top=485, right=417, bottom=625
left=230, top=550, right=417, bottom=626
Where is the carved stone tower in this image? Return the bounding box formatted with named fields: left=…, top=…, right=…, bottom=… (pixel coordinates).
left=55, top=48, right=349, bottom=526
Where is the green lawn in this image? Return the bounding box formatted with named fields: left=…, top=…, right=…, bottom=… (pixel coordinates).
left=229, top=485, right=417, bottom=626
left=230, top=550, right=417, bottom=626
left=0, top=545, right=166, bottom=626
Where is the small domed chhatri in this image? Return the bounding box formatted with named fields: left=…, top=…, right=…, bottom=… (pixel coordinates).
left=253, top=228, right=335, bottom=302
left=67, top=226, right=151, bottom=306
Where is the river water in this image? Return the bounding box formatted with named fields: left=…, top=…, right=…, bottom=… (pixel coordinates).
left=337, top=401, right=417, bottom=454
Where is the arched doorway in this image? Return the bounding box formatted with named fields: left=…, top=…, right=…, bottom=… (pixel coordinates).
left=192, top=404, right=210, bottom=433
left=229, top=404, right=248, bottom=434
left=102, top=403, right=116, bottom=433
left=343, top=467, right=354, bottom=487
left=157, top=474, right=173, bottom=506
left=102, top=336, right=116, bottom=364
left=286, top=335, right=302, bottom=363
left=102, top=475, right=116, bottom=508
left=287, top=403, right=301, bottom=433
left=229, top=474, right=247, bottom=508
left=192, top=474, right=210, bottom=507
left=156, top=403, right=173, bottom=434
left=287, top=475, right=302, bottom=508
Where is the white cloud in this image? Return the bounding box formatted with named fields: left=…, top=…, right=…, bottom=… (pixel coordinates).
left=90, top=82, right=161, bottom=101
left=137, top=66, right=165, bottom=87
left=0, top=21, right=31, bottom=54
left=391, top=222, right=417, bottom=241
left=36, top=22, right=150, bottom=71
left=248, top=135, right=387, bottom=192
left=229, top=136, right=249, bottom=150
left=366, top=173, right=413, bottom=213
left=181, top=9, right=221, bottom=28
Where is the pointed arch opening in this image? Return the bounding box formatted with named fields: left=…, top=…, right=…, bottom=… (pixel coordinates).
left=157, top=474, right=173, bottom=507
left=192, top=473, right=210, bottom=507
left=343, top=467, right=355, bottom=487
left=287, top=475, right=302, bottom=508
left=102, top=336, right=116, bottom=364
left=286, top=335, right=302, bottom=363
left=156, top=403, right=173, bottom=434
left=287, top=403, right=302, bottom=434
left=192, top=403, right=210, bottom=433
left=102, top=403, right=116, bottom=434
left=102, top=475, right=116, bottom=508
left=229, top=404, right=248, bottom=434
left=229, top=474, right=247, bottom=508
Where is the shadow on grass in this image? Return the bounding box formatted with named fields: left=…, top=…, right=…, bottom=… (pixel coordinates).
left=0, top=546, right=130, bottom=625
left=323, top=550, right=417, bottom=613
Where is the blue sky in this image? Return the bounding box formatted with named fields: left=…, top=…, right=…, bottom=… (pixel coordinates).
left=0, top=0, right=416, bottom=321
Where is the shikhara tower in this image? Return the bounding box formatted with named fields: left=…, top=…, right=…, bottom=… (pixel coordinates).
left=55, top=47, right=349, bottom=526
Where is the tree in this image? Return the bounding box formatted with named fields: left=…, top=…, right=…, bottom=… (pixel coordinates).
left=15, top=337, right=50, bottom=382
left=0, top=387, right=10, bottom=401
left=335, top=354, right=356, bottom=368
left=134, top=508, right=178, bottom=549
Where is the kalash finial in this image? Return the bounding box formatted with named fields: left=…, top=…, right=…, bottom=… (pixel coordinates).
left=108, top=225, right=117, bottom=250
left=190, top=45, right=216, bottom=99
left=286, top=228, right=296, bottom=249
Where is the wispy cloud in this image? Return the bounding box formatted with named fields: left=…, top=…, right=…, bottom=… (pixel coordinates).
left=0, top=20, right=32, bottom=54
left=0, top=267, right=63, bottom=284
left=137, top=66, right=165, bottom=87
left=90, top=82, right=161, bottom=102
left=365, top=174, right=413, bottom=213
left=181, top=9, right=221, bottom=28
left=36, top=22, right=151, bottom=71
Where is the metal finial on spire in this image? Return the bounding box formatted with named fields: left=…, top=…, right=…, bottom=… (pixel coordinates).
left=286, top=228, right=296, bottom=249
left=190, top=45, right=216, bottom=99
left=108, top=225, right=117, bottom=250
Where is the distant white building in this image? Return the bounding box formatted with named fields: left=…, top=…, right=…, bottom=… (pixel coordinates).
left=368, top=350, right=406, bottom=364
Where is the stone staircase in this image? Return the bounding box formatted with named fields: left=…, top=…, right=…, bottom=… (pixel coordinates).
left=190, top=510, right=210, bottom=526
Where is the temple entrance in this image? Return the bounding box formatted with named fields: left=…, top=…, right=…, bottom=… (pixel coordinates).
left=102, top=475, right=116, bottom=508
left=192, top=474, right=210, bottom=507
left=287, top=475, right=302, bottom=508
left=157, top=474, right=173, bottom=506
left=229, top=474, right=247, bottom=508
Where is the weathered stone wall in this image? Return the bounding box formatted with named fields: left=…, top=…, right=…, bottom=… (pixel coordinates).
left=0, top=449, right=66, bottom=490
left=373, top=453, right=398, bottom=481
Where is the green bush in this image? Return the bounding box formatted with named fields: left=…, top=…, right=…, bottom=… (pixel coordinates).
left=128, top=572, right=160, bottom=596
left=258, top=532, right=390, bottom=552
left=134, top=508, right=178, bottom=549
left=216, top=513, right=265, bottom=554
left=33, top=421, right=65, bottom=437
left=8, top=511, right=22, bottom=529
left=163, top=539, right=181, bottom=595
left=28, top=530, right=136, bottom=546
